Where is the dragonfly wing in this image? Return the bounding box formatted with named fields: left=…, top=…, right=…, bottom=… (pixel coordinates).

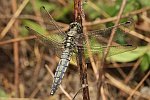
left=40, top=6, right=66, bottom=38
left=25, top=26, right=64, bottom=58
left=81, top=21, right=136, bottom=61
left=83, top=44, right=136, bottom=61
left=85, top=21, right=133, bottom=45
left=26, top=6, right=66, bottom=58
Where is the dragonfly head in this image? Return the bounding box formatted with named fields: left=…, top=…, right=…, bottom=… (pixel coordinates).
left=68, top=22, right=82, bottom=33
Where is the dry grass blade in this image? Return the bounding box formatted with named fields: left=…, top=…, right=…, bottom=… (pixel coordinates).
left=0, top=0, right=29, bottom=40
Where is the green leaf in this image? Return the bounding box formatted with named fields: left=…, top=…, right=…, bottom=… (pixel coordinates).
left=140, top=54, right=150, bottom=72
left=23, top=20, right=46, bottom=34
left=0, top=89, right=8, bottom=97
left=107, top=46, right=150, bottom=62
left=35, top=1, right=56, bottom=11
left=139, top=0, right=150, bottom=7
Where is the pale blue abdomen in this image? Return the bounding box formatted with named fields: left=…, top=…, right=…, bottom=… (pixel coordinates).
left=50, top=49, right=71, bottom=95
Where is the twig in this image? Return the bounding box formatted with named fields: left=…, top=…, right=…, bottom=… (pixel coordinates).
left=83, top=28, right=99, bottom=80
left=33, top=45, right=44, bottom=82
left=84, top=6, right=150, bottom=26
left=124, top=27, right=150, bottom=43
left=101, top=0, right=127, bottom=65
left=97, top=0, right=127, bottom=99
left=1, top=7, right=150, bottom=26
left=127, top=71, right=150, bottom=100
left=11, top=0, right=19, bottom=97
left=0, top=36, right=36, bottom=45
left=106, top=73, right=150, bottom=99
left=72, top=84, right=88, bottom=100
left=124, top=58, right=142, bottom=84
left=74, top=0, right=90, bottom=100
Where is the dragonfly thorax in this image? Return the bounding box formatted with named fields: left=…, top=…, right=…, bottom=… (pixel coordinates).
left=68, top=22, right=82, bottom=33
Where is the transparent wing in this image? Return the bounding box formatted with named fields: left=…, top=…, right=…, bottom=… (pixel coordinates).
left=25, top=6, right=68, bottom=58
left=80, top=21, right=136, bottom=61
left=86, top=21, right=133, bottom=45
left=25, top=26, right=64, bottom=58
left=40, top=6, right=66, bottom=38
left=83, top=45, right=136, bottom=60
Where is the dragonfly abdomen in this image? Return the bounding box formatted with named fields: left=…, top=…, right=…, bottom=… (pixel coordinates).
left=50, top=23, right=82, bottom=95
left=50, top=49, right=71, bottom=95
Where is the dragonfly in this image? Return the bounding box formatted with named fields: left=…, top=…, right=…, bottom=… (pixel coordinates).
left=25, top=6, right=136, bottom=95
